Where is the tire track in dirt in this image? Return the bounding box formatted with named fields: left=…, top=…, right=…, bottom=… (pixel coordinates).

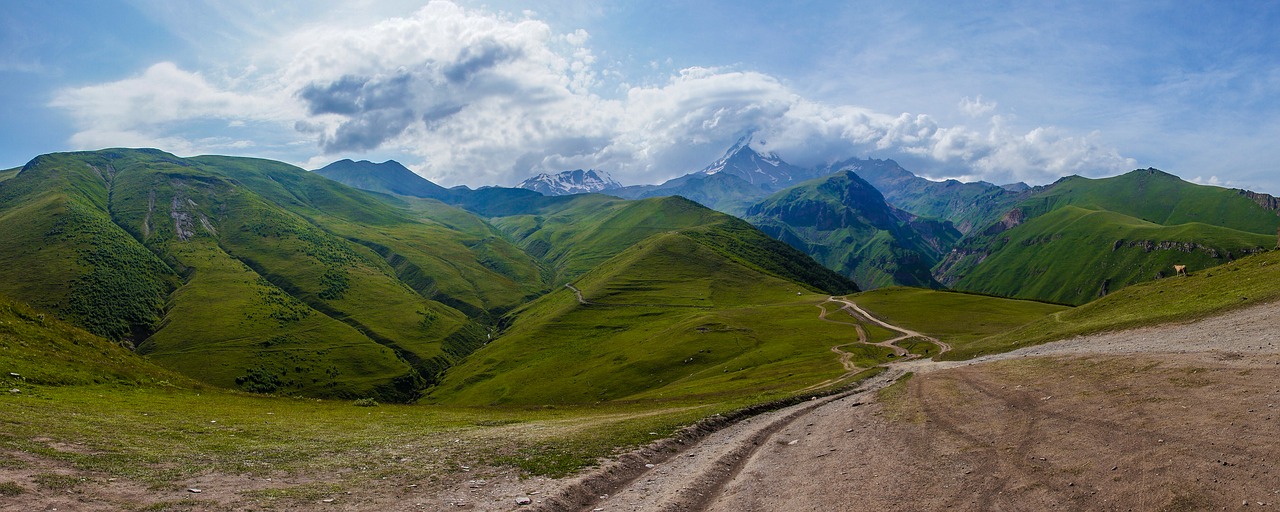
left=543, top=300, right=1278, bottom=511
left=538, top=297, right=935, bottom=511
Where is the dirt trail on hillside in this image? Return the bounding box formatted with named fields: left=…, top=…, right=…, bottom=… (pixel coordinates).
left=535, top=299, right=1280, bottom=512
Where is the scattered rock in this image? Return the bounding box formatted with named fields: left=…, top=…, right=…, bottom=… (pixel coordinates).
left=515, top=497, right=532, bottom=506
left=321, top=498, right=335, bottom=503
left=187, top=488, right=202, bottom=494
left=8, top=389, right=18, bottom=393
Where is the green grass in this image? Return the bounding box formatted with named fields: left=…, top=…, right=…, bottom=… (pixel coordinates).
left=0, top=166, right=18, bottom=183
left=0, top=149, right=553, bottom=401
left=0, top=295, right=183, bottom=387
left=949, top=206, right=1274, bottom=305
left=0, top=289, right=738, bottom=485
left=955, top=248, right=1280, bottom=359
left=0, top=481, right=24, bottom=496
left=430, top=232, right=875, bottom=406
left=849, top=287, right=1068, bottom=354
left=941, top=169, right=1280, bottom=305
left=1025, top=169, right=1280, bottom=234
left=490, top=195, right=855, bottom=294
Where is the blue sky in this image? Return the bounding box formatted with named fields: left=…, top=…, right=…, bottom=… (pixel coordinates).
left=2, top=1, right=1278, bottom=193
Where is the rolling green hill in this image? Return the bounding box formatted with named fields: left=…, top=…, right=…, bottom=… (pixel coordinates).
left=952, top=248, right=1280, bottom=359
left=428, top=231, right=863, bottom=406
left=745, top=171, right=960, bottom=289
left=0, top=149, right=550, bottom=401
left=1017, top=169, right=1280, bottom=233
left=938, top=169, right=1280, bottom=305
left=0, top=166, right=18, bottom=182
left=489, top=194, right=858, bottom=293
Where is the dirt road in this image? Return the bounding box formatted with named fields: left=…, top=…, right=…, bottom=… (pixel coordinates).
left=536, top=299, right=1280, bottom=512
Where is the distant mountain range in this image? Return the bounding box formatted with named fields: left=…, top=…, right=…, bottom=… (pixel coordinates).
left=313, top=143, right=1280, bottom=307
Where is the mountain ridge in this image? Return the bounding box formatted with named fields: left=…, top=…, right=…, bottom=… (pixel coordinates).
left=518, top=169, right=622, bottom=196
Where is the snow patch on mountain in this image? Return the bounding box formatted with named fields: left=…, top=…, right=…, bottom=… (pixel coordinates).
left=518, top=169, right=622, bottom=196
left=697, top=136, right=812, bottom=190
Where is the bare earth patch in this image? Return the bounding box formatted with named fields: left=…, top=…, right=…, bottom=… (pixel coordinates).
left=558, top=300, right=1280, bottom=511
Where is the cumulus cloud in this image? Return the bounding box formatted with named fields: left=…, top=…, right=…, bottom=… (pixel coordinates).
left=958, top=95, right=997, bottom=117
left=49, top=61, right=295, bottom=153
left=48, top=0, right=1137, bottom=187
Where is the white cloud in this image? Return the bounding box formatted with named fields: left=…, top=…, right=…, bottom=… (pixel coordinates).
left=1190, top=175, right=1232, bottom=188
left=958, top=95, right=997, bottom=117
left=49, top=62, right=295, bottom=155
left=48, top=1, right=1138, bottom=188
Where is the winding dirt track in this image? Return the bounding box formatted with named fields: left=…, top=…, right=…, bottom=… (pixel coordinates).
left=528, top=298, right=1280, bottom=512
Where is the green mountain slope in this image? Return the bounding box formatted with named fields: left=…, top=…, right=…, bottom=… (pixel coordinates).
left=0, top=294, right=185, bottom=387
left=1019, top=169, right=1280, bottom=233
left=0, top=149, right=545, bottom=401
left=0, top=150, right=180, bottom=341
left=942, top=206, right=1274, bottom=305
left=823, top=158, right=1027, bottom=234
left=938, top=169, right=1280, bottom=305
left=0, top=166, right=18, bottom=182
left=744, top=171, right=960, bottom=290
left=198, top=155, right=545, bottom=317
left=490, top=194, right=857, bottom=293
left=956, top=249, right=1280, bottom=359
left=428, top=231, right=860, bottom=406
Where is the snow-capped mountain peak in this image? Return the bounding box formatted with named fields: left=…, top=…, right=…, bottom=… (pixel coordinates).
left=517, top=169, right=623, bottom=196
left=698, top=137, right=809, bottom=190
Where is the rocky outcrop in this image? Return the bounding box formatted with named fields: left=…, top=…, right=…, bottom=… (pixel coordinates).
left=1111, top=239, right=1270, bottom=259
left=1238, top=189, right=1280, bottom=214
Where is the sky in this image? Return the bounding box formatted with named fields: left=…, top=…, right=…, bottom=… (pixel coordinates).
left=2, top=1, right=1278, bottom=193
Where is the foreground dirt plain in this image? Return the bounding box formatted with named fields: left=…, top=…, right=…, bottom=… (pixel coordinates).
left=6, top=300, right=1279, bottom=511
left=545, top=300, right=1280, bottom=512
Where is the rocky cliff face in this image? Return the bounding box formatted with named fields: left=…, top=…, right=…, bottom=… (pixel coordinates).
left=1239, top=189, right=1280, bottom=214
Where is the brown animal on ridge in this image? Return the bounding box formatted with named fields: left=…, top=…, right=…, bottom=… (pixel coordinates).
left=1174, top=264, right=1187, bottom=277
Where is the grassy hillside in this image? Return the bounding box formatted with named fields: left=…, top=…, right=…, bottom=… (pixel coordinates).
left=0, top=149, right=547, bottom=401
left=491, top=194, right=856, bottom=294
left=429, top=231, right=871, bottom=406
left=850, top=287, right=1068, bottom=353
left=196, top=155, right=545, bottom=317
left=943, top=206, right=1274, bottom=305
left=745, top=171, right=959, bottom=289
left=953, top=248, right=1280, bottom=359
left=0, top=294, right=184, bottom=387
left=1022, top=169, right=1280, bottom=234
left=0, top=151, right=181, bottom=341
left=0, top=166, right=18, bottom=182
left=938, top=169, right=1280, bottom=305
